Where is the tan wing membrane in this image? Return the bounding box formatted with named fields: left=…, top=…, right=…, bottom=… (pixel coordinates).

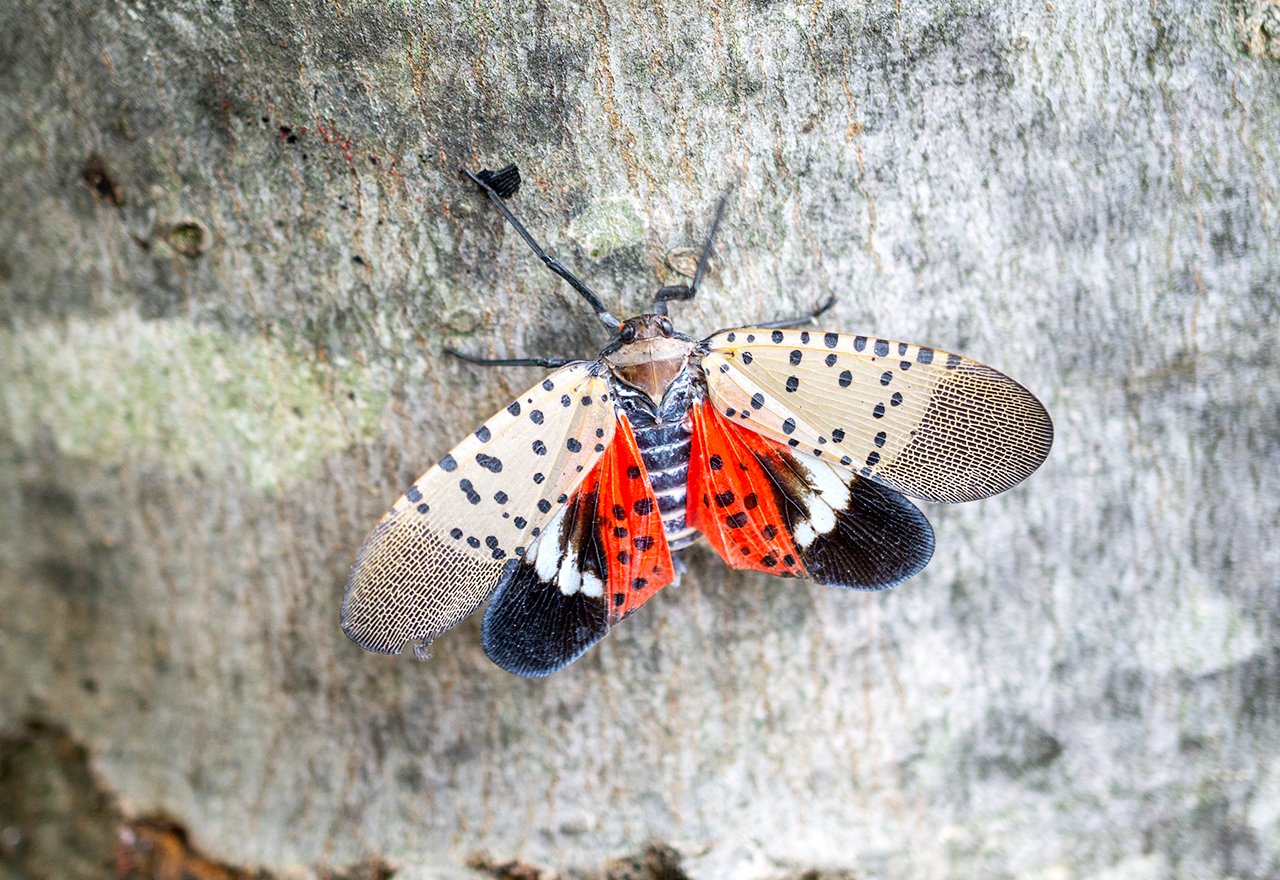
left=702, top=329, right=1052, bottom=503
left=342, top=362, right=616, bottom=655
left=343, top=517, right=509, bottom=655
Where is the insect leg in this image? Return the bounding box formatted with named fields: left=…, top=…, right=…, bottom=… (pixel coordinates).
left=445, top=347, right=579, bottom=369
left=652, top=186, right=733, bottom=313
left=751, top=294, right=837, bottom=329
left=464, top=165, right=621, bottom=331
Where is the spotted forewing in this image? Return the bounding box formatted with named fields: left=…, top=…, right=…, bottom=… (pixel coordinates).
left=702, top=329, right=1053, bottom=504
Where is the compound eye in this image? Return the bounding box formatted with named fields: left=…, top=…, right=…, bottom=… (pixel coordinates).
left=657, top=317, right=674, bottom=337
left=619, top=323, right=636, bottom=342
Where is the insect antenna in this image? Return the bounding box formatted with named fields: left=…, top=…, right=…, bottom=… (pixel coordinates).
left=464, top=165, right=621, bottom=331
left=652, top=185, right=733, bottom=316
left=444, top=348, right=578, bottom=369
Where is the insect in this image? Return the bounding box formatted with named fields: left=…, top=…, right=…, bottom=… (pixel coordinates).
left=341, top=164, right=1053, bottom=677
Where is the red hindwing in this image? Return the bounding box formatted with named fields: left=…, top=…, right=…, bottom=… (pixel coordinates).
left=687, top=402, right=806, bottom=578
left=586, top=414, right=675, bottom=621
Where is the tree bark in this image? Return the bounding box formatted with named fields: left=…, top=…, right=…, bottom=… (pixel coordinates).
left=2, top=1, right=1278, bottom=878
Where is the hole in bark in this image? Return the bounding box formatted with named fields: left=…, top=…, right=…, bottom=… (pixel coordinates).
left=81, top=153, right=125, bottom=207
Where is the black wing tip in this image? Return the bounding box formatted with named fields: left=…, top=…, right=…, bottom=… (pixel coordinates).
left=482, top=644, right=581, bottom=678
left=801, top=478, right=937, bottom=591
left=481, top=613, right=605, bottom=678
left=475, top=163, right=522, bottom=199
left=481, top=561, right=610, bottom=678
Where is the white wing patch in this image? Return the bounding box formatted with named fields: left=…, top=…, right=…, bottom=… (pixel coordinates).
left=342, top=362, right=616, bottom=655
left=786, top=454, right=847, bottom=547
left=528, top=504, right=604, bottom=598
left=703, top=328, right=1053, bottom=504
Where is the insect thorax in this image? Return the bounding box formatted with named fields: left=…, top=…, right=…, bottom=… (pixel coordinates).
left=601, top=314, right=697, bottom=406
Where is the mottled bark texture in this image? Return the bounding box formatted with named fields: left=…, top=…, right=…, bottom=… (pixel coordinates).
left=2, top=1, right=1278, bottom=878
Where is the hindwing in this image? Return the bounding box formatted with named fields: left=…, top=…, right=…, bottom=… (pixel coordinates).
left=688, top=402, right=934, bottom=590
left=482, top=415, right=675, bottom=677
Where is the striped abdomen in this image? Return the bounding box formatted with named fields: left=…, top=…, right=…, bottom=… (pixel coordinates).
left=632, top=419, right=700, bottom=552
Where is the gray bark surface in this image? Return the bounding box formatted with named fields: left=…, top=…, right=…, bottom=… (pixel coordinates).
left=2, top=1, right=1278, bottom=878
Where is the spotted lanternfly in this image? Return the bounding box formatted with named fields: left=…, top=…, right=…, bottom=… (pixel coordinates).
left=341, top=164, right=1054, bottom=677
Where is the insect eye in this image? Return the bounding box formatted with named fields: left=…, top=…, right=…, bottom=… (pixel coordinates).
left=658, top=317, right=674, bottom=337
left=619, top=324, right=636, bottom=342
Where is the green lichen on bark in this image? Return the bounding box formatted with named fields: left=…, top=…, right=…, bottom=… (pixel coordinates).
left=2, top=314, right=388, bottom=493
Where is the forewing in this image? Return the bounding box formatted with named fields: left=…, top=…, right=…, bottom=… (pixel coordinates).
left=702, top=329, right=1053, bottom=503
left=689, top=402, right=935, bottom=590
left=341, top=362, right=616, bottom=656
left=482, top=415, right=675, bottom=677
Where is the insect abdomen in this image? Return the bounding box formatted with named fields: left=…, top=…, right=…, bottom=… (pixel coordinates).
left=632, top=420, right=700, bottom=552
